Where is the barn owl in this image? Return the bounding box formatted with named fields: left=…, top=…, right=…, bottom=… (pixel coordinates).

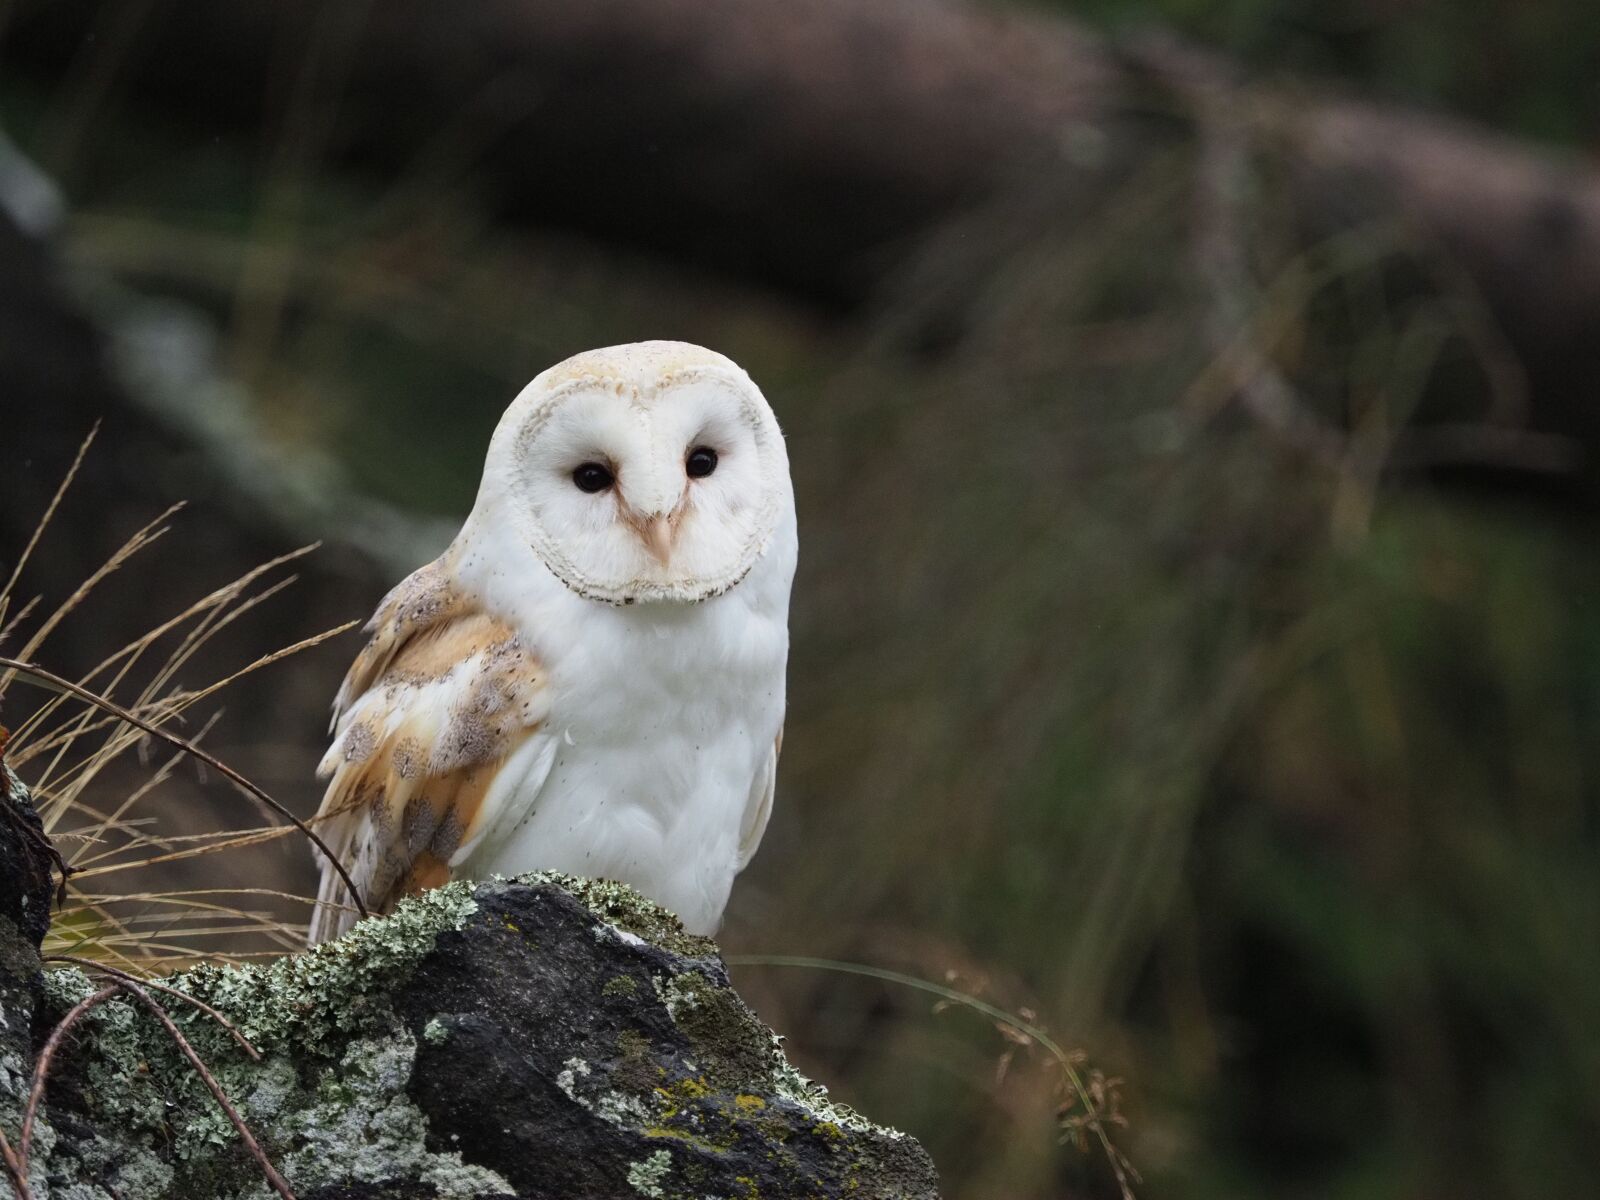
left=306, top=341, right=795, bottom=945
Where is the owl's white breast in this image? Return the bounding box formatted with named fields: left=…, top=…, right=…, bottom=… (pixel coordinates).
left=450, top=495, right=796, bottom=933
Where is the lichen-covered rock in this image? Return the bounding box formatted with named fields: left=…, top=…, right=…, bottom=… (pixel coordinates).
left=1, top=763, right=53, bottom=951
left=390, top=879, right=937, bottom=1200
left=1, top=762, right=56, bottom=1199
left=0, top=772, right=939, bottom=1200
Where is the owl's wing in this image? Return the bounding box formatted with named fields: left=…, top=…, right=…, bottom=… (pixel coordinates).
left=736, top=727, right=782, bottom=870
left=307, top=558, right=552, bottom=944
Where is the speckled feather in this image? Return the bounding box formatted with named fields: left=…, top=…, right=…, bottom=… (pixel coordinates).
left=308, top=563, right=550, bottom=943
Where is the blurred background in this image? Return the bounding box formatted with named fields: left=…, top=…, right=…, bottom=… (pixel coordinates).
left=2, top=1, right=1599, bottom=1197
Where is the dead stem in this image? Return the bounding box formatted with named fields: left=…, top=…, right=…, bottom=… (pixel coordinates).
left=18, top=979, right=295, bottom=1200
left=5, top=503, right=185, bottom=682
left=0, top=657, right=367, bottom=919
left=0, top=423, right=98, bottom=622
left=6, top=545, right=319, bottom=766
left=66, top=825, right=298, bottom=879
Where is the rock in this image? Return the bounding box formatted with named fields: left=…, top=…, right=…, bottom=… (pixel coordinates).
left=0, top=762, right=55, bottom=953
left=0, top=773, right=939, bottom=1199
left=1, top=763, right=58, bottom=1198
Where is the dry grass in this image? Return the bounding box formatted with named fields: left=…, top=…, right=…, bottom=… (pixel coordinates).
left=1, top=433, right=355, bottom=974
left=731, top=954, right=1139, bottom=1199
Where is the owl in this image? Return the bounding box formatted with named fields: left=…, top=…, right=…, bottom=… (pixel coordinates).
left=306, top=342, right=796, bottom=944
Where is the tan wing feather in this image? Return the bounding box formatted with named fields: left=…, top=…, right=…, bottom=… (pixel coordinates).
left=329, top=557, right=472, bottom=726
left=308, top=557, right=547, bottom=944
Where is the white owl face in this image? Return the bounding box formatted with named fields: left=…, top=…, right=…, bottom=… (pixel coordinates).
left=483, top=342, right=789, bottom=604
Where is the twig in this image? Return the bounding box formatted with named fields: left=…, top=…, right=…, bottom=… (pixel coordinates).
left=108, top=980, right=296, bottom=1200
left=0, top=657, right=367, bottom=919
left=17, top=981, right=295, bottom=1200
left=42, top=956, right=262, bottom=1061
left=0, top=1125, right=30, bottom=1200
left=18, top=984, right=120, bottom=1166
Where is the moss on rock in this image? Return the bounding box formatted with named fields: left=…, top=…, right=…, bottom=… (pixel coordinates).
left=172, top=880, right=480, bottom=1055
left=14, top=872, right=937, bottom=1199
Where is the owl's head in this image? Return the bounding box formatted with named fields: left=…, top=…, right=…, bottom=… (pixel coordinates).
left=478, top=341, right=791, bottom=605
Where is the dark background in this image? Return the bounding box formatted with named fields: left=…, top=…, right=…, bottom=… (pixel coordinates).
left=2, top=2, right=1599, bottom=1197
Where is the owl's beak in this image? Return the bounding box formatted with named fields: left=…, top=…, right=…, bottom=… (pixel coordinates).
left=642, top=514, right=675, bottom=566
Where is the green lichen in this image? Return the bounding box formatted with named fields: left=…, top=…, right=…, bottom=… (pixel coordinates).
left=3, top=763, right=29, bottom=806
left=38, top=963, right=94, bottom=1010
left=169, top=880, right=478, bottom=1055
left=558, top=1054, right=660, bottom=1130
left=15, top=875, right=927, bottom=1199
left=35, top=969, right=172, bottom=1147
left=264, top=1029, right=512, bottom=1200
left=510, top=871, right=717, bottom=959
left=0, top=1047, right=30, bottom=1123
left=25, top=884, right=497, bottom=1199
left=654, top=963, right=907, bottom=1148
left=556, top=1054, right=591, bottom=1102
left=626, top=1148, right=673, bottom=1197
left=46, top=1184, right=114, bottom=1200
left=641, top=1074, right=745, bottom=1155
left=654, top=971, right=704, bottom=1020
left=610, top=955, right=912, bottom=1190
left=649, top=963, right=907, bottom=1148
left=107, top=1150, right=175, bottom=1198
left=597, top=1089, right=654, bottom=1128
left=767, top=1053, right=904, bottom=1141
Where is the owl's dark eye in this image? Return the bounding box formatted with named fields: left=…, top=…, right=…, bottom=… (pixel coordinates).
left=572, top=462, right=614, bottom=493
left=686, top=446, right=718, bottom=479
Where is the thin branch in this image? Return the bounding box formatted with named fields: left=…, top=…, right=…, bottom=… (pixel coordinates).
left=102, top=981, right=296, bottom=1200
left=18, top=981, right=295, bottom=1200
left=19, top=984, right=120, bottom=1165
left=0, top=1123, right=30, bottom=1200
left=0, top=657, right=367, bottom=919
